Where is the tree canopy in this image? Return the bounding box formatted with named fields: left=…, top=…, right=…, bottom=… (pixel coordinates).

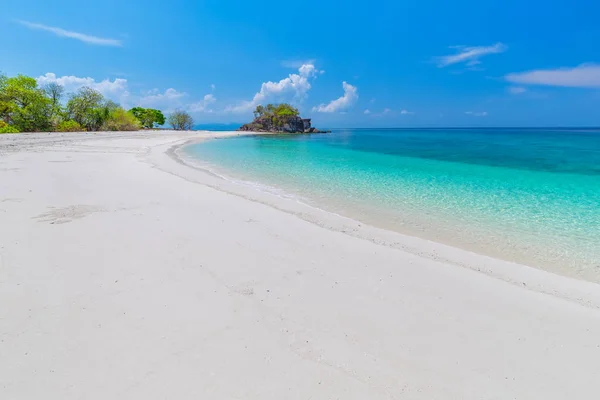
left=129, top=107, right=165, bottom=129
left=168, top=110, right=194, bottom=130
left=245, top=103, right=302, bottom=130
left=0, top=74, right=52, bottom=132
left=253, top=103, right=299, bottom=119
left=0, top=71, right=169, bottom=134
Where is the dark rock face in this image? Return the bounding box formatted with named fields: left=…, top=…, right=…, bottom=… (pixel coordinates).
left=238, top=116, right=328, bottom=133
left=282, top=116, right=306, bottom=132
left=302, top=119, right=312, bottom=131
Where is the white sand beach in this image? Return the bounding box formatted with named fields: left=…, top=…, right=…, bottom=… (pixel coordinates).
left=1, top=130, right=600, bottom=399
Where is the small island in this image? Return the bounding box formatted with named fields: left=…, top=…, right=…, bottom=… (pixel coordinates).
left=238, top=103, right=329, bottom=133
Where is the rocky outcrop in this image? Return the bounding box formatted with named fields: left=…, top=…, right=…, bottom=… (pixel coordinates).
left=238, top=116, right=328, bottom=133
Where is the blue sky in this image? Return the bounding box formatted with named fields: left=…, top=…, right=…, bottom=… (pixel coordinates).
left=2, top=0, right=600, bottom=127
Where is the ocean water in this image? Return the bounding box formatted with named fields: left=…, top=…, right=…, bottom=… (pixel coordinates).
left=194, top=123, right=242, bottom=131
left=184, top=128, right=600, bottom=281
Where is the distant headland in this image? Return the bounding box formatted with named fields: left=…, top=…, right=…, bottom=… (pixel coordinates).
left=238, top=104, right=330, bottom=133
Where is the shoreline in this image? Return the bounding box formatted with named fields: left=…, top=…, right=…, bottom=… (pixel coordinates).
left=180, top=138, right=597, bottom=281
left=171, top=134, right=600, bottom=307
left=3, top=130, right=600, bottom=308
left=2, top=130, right=600, bottom=398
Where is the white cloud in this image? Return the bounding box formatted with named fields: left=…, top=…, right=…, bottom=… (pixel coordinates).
left=227, top=63, right=321, bottom=113
left=465, top=111, right=488, bottom=117
left=189, top=94, right=217, bottom=113
left=400, top=109, right=415, bottom=115
left=505, top=64, right=600, bottom=88
left=210, top=84, right=216, bottom=90
left=37, top=72, right=217, bottom=112
left=298, top=64, right=321, bottom=77
left=508, top=86, right=527, bottom=94
left=17, top=20, right=122, bottom=46
left=436, top=43, right=507, bottom=67
left=313, top=81, right=358, bottom=113
left=364, top=109, right=372, bottom=114
left=37, top=73, right=129, bottom=101
left=138, top=88, right=186, bottom=108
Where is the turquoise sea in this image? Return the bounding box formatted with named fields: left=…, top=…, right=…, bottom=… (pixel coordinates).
left=184, top=128, right=600, bottom=281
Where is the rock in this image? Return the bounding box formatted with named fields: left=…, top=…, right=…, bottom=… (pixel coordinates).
left=238, top=114, right=326, bottom=134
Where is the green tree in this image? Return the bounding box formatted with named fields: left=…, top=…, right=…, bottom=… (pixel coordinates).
left=274, top=103, right=299, bottom=117
left=43, top=82, right=65, bottom=127
left=129, top=107, right=165, bottom=129
left=0, top=74, right=9, bottom=123
left=66, top=87, right=113, bottom=131
left=247, top=103, right=301, bottom=130
left=253, top=105, right=265, bottom=118
left=43, top=82, right=64, bottom=109
left=167, top=110, right=194, bottom=130
left=102, top=108, right=141, bottom=131
left=129, top=107, right=145, bottom=123
left=0, top=74, right=52, bottom=132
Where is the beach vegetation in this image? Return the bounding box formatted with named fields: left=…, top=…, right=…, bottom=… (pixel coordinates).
left=0, top=72, right=169, bottom=133
left=102, top=108, right=141, bottom=131
left=239, top=103, right=323, bottom=133
left=168, top=110, right=194, bottom=130
left=130, top=107, right=165, bottom=129
left=253, top=103, right=299, bottom=128
left=0, top=74, right=53, bottom=132
left=66, top=87, right=106, bottom=131
left=43, top=82, right=64, bottom=108
left=56, top=120, right=84, bottom=132
left=0, top=121, right=20, bottom=133
left=253, top=103, right=299, bottom=120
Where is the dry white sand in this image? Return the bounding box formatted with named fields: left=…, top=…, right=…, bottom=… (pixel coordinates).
left=1, top=130, right=600, bottom=399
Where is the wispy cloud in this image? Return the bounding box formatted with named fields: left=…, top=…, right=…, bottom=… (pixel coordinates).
left=365, top=108, right=415, bottom=117
left=313, top=82, right=358, bottom=113
left=505, top=64, right=600, bottom=88
left=17, top=20, right=122, bottom=47
left=364, top=109, right=372, bottom=114
left=465, top=111, right=488, bottom=117
left=507, top=86, right=527, bottom=94
left=436, top=43, right=507, bottom=68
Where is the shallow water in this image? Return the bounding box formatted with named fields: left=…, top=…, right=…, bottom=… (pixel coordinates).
left=185, top=128, right=600, bottom=282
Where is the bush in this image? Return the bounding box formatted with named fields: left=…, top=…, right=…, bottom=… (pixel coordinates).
left=102, top=108, right=141, bottom=131
left=168, top=110, right=194, bottom=130
left=56, top=120, right=84, bottom=132
left=0, top=121, right=19, bottom=134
